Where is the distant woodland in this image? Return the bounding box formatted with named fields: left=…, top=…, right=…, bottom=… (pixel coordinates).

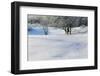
left=28, top=14, right=88, bottom=35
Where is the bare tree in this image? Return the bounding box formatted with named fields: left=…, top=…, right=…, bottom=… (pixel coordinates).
left=40, top=17, right=48, bottom=35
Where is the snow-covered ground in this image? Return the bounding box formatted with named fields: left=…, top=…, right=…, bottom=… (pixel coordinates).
left=28, top=26, right=88, bottom=61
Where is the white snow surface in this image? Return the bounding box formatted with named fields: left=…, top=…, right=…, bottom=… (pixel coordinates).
left=28, top=27, right=88, bottom=61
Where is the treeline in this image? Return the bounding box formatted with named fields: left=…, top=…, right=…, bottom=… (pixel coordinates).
left=28, top=14, right=88, bottom=35
left=28, top=14, right=88, bottom=27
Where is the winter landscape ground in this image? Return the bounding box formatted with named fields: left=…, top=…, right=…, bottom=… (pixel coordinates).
left=28, top=26, right=88, bottom=61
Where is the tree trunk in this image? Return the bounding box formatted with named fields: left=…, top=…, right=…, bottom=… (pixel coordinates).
left=43, top=26, right=48, bottom=35
left=63, top=27, right=67, bottom=34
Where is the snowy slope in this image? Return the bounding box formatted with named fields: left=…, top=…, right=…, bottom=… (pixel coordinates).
left=28, top=25, right=88, bottom=35
left=28, top=26, right=88, bottom=61
left=72, top=26, right=88, bottom=34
